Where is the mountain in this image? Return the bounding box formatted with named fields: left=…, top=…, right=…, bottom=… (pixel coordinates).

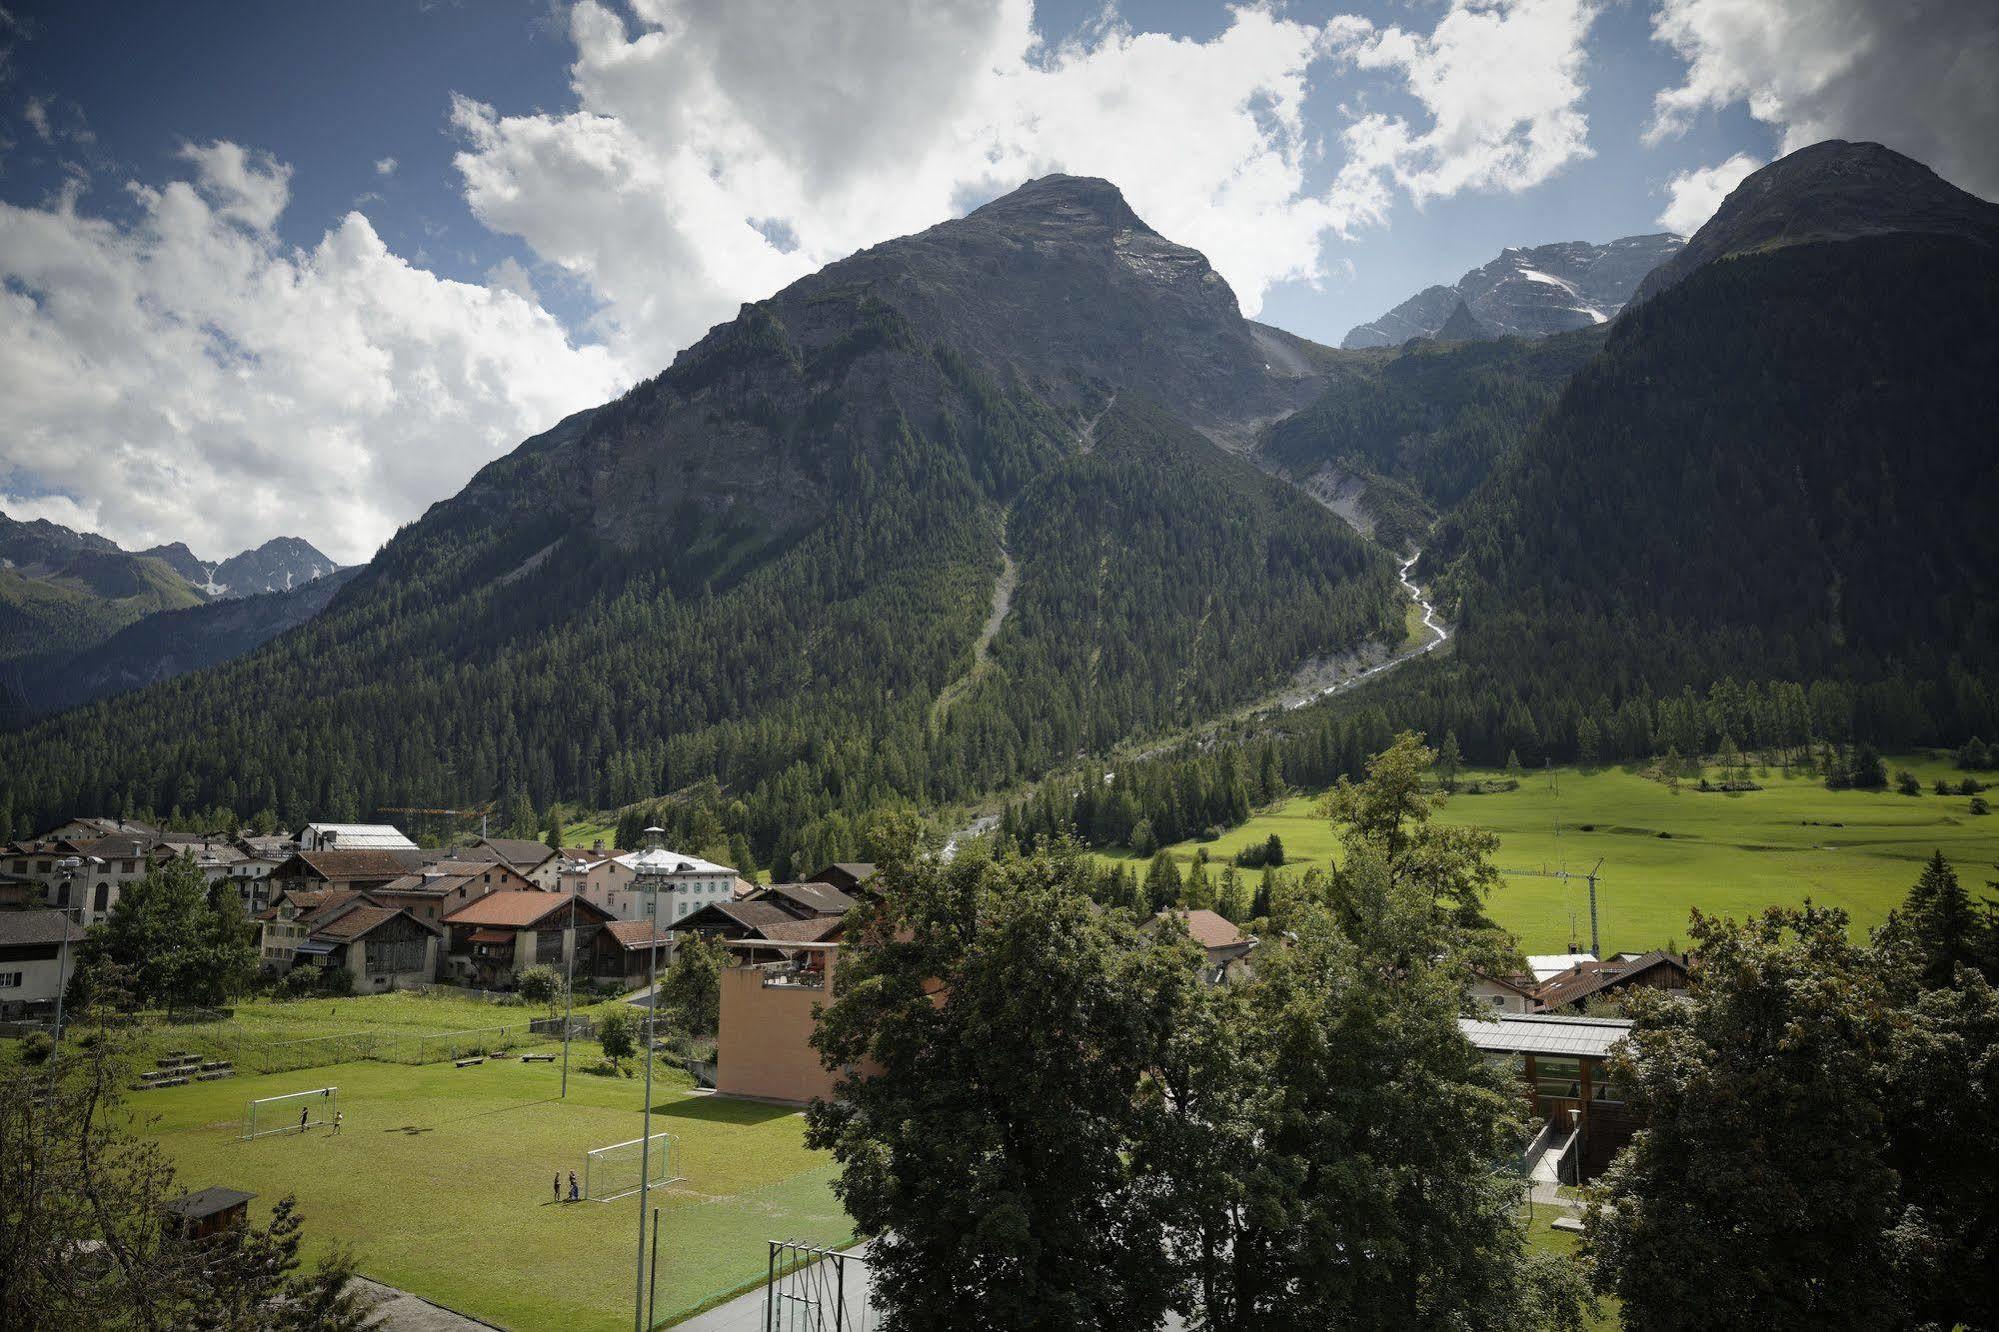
left=1633, top=140, right=1999, bottom=304
left=1400, top=140, right=1999, bottom=764
left=0, top=176, right=1401, bottom=859
left=1256, top=326, right=1606, bottom=550
left=1433, top=300, right=1493, bottom=343
left=1342, top=234, right=1684, bottom=348
left=0, top=510, right=339, bottom=677
left=7, top=567, right=362, bottom=718
left=140, top=535, right=338, bottom=598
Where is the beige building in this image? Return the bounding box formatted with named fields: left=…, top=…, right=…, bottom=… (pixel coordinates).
left=715, top=940, right=845, bottom=1105
left=441, top=890, right=615, bottom=986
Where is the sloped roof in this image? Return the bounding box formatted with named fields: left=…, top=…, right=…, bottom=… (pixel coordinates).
left=281, top=849, right=427, bottom=881
left=1534, top=952, right=1690, bottom=1011
left=1527, top=953, right=1600, bottom=982
left=301, top=824, right=417, bottom=850
left=618, top=847, right=735, bottom=876
left=759, top=915, right=847, bottom=943
left=465, top=837, right=561, bottom=868
left=602, top=919, right=674, bottom=950
left=1153, top=908, right=1247, bottom=952
left=443, top=890, right=608, bottom=929
left=759, top=881, right=860, bottom=917
left=0, top=909, right=86, bottom=947
left=164, top=1186, right=255, bottom=1219
left=310, top=904, right=438, bottom=943
left=1459, top=1013, right=1633, bottom=1059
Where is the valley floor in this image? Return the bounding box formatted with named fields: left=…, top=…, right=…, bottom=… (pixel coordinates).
left=1106, top=754, right=1997, bottom=954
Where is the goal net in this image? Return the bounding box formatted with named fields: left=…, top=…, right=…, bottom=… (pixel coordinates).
left=242, top=1086, right=339, bottom=1141
left=584, top=1132, right=681, bottom=1202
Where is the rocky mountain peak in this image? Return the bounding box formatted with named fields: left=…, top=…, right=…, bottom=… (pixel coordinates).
left=1634, top=140, right=1999, bottom=302
left=963, top=174, right=1154, bottom=240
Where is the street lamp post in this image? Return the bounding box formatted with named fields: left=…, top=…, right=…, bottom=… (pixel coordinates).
left=630, top=826, right=669, bottom=1332
left=48, top=857, right=85, bottom=1075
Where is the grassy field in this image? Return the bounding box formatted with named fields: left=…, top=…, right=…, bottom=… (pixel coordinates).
left=137, top=1050, right=849, bottom=1329
left=1108, top=754, right=1998, bottom=954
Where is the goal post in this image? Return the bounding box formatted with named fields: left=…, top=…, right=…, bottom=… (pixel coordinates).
left=584, top=1132, right=682, bottom=1202
left=242, top=1086, right=339, bottom=1141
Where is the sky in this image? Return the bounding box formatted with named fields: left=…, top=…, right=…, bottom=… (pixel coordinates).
left=1, top=0, right=1994, bottom=565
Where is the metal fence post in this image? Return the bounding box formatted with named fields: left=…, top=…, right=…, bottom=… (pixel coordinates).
left=765, top=1242, right=777, bottom=1332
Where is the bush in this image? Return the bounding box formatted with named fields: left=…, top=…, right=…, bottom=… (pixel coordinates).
left=1971, top=796, right=1991, bottom=816
left=18, top=1032, right=52, bottom=1065
left=598, top=1006, right=636, bottom=1071
left=1895, top=770, right=1922, bottom=796
left=515, top=964, right=561, bottom=1011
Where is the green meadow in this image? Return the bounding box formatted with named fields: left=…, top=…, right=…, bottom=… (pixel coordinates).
left=1111, top=754, right=1998, bottom=954
left=136, top=1050, right=849, bottom=1329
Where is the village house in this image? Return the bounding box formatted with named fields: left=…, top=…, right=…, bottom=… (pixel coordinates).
left=1461, top=1012, right=1639, bottom=1182
left=806, top=863, right=878, bottom=896
left=367, top=859, right=537, bottom=927
left=459, top=836, right=564, bottom=889
left=265, top=848, right=433, bottom=900
left=258, top=888, right=369, bottom=971
left=4, top=833, right=172, bottom=925
left=555, top=844, right=636, bottom=915
left=1151, top=908, right=1257, bottom=983
left=1532, top=951, right=1692, bottom=1013
left=297, top=823, right=418, bottom=853
left=440, top=890, right=615, bottom=987
left=0, top=907, right=87, bottom=1018
left=714, top=938, right=848, bottom=1104
left=675, top=880, right=858, bottom=958
left=590, top=918, right=675, bottom=988
left=291, top=900, right=443, bottom=993
left=1472, top=970, right=1543, bottom=1013
left=610, top=844, right=741, bottom=924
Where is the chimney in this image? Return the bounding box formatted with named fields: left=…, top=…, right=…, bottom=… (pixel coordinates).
left=593, top=839, right=604, bottom=852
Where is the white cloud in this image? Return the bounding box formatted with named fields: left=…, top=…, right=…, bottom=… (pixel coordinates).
left=1328, top=0, right=1602, bottom=206
left=178, top=140, right=292, bottom=232
left=450, top=0, right=1605, bottom=372
left=23, top=94, right=48, bottom=141
left=375, top=156, right=397, bottom=175
left=1647, top=0, right=1999, bottom=199
left=0, top=155, right=624, bottom=564
left=1656, top=150, right=1761, bottom=234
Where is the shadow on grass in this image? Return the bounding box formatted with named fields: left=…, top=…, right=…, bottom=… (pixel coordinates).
left=648, top=1095, right=800, bottom=1125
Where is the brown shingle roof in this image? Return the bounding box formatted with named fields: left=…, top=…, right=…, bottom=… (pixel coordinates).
left=1534, top=951, right=1689, bottom=1010
left=443, top=890, right=607, bottom=929
left=0, top=909, right=86, bottom=947
left=311, top=904, right=437, bottom=942
left=602, top=919, right=674, bottom=950
left=760, top=881, right=860, bottom=917
left=759, top=915, right=847, bottom=943
left=464, top=838, right=559, bottom=869
left=1154, top=909, right=1246, bottom=951
left=284, top=849, right=426, bottom=881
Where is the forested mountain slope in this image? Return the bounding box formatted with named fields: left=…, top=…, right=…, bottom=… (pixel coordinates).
left=1397, top=225, right=1999, bottom=761
left=1257, top=328, right=1603, bottom=549
left=0, top=177, right=1399, bottom=863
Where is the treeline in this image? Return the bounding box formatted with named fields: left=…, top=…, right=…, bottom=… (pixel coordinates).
left=0, top=322, right=1398, bottom=879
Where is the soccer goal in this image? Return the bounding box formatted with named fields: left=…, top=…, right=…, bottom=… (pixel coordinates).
left=242, top=1086, right=339, bottom=1141
left=584, top=1132, right=682, bottom=1202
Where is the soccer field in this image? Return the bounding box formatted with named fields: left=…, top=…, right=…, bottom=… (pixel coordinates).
left=139, top=1055, right=851, bottom=1329
left=1107, top=754, right=1999, bottom=954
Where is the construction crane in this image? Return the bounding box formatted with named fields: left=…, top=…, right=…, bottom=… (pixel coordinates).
left=376, top=803, right=495, bottom=841
left=1498, top=857, right=1606, bottom=956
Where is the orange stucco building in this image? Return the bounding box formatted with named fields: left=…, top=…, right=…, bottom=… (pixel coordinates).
left=715, top=940, right=843, bottom=1104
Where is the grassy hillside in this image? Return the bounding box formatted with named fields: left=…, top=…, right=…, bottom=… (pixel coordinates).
left=0, top=557, right=203, bottom=664
left=1109, top=754, right=1996, bottom=953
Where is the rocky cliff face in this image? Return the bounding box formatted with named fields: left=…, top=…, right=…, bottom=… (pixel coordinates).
left=1632, top=140, right=1999, bottom=303
left=1343, top=234, right=1684, bottom=348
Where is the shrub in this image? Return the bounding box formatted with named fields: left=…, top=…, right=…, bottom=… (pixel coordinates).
left=1895, top=770, right=1922, bottom=796
left=1971, top=796, right=1991, bottom=816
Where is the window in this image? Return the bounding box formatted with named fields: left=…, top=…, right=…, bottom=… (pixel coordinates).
left=0, top=972, right=22, bottom=988
left=1534, top=1058, right=1583, bottom=1100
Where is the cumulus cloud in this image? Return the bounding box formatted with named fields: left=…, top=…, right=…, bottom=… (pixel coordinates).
left=451, top=0, right=1605, bottom=372
left=0, top=157, right=624, bottom=563
left=1656, top=150, right=1761, bottom=234
left=1647, top=0, right=1999, bottom=199
left=375, top=155, right=397, bottom=175
left=1328, top=0, right=1601, bottom=206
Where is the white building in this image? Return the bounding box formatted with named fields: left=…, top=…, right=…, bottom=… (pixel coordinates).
left=1526, top=953, right=1599, bottom=983
left=298, top=823, right=418, bottom=852
left=0, top=908, right=86, bottom=1015
left=613, top=844, right=740, bottom=924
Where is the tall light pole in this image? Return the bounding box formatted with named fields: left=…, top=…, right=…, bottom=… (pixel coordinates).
left=561, top=872, right=578, bottom=1098
left=49, top=857, right=84, bottom=1076
left=630, top=826, right=669, bottom=1332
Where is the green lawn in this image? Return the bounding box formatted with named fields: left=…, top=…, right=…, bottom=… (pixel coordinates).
left=1108, top=754, right=1998, bottom=954
left=138, top=1054, right=849, bottom=1329
left=1522, top=1206, right=1618, bottom=1329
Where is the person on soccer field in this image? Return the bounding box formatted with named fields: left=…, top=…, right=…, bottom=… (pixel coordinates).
left=299, top=1105, right=309, bottom=1133
left=568, top=1171, right=579, bottom=1202
left=333, top=1111, right=343, bottom=1134
left=553, top=1172, right=561, bottom=1203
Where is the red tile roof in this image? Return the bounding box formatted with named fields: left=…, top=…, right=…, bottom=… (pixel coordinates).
left=310, top=904, right=436, bottom=942
left=602, top=919, right=673, bottom=950
left=1154, top=908, right=1246, bottom=951
left=1533, top=952, right=1690, bottom=1010
left=443, top=890, right=607, bottom=929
